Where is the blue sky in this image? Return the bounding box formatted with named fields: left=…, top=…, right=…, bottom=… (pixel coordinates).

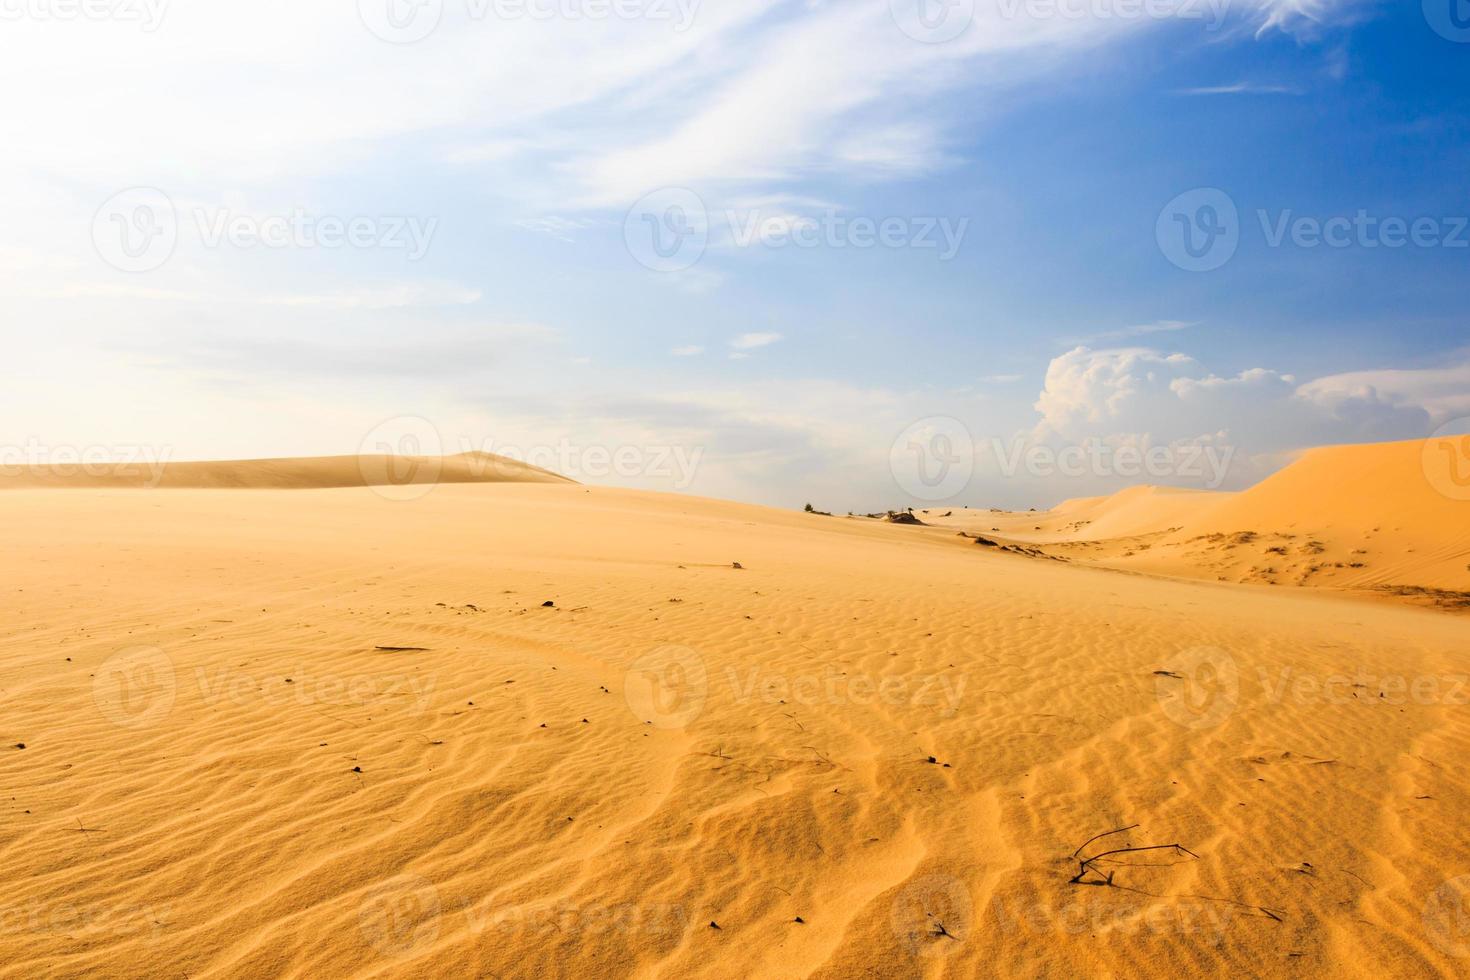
left=0, top=0, right=1466, bottom=508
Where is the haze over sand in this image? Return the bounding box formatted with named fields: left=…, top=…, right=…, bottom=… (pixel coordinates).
left=1, top=438, right=1468, bottom=977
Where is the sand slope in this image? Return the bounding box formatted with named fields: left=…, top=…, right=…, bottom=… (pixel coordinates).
left=2, top=471, right=1469, bottom=978
left=0, top=452, right=572, bottom=490
left=922, top=438, right=1470, bottom=607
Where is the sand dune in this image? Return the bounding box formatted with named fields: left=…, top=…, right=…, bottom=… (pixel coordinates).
left=921, top=438, right=1470, bottom=608
left=0, top=452, right=572, bottom=491
left=1, top=444, right=1469, bottom=977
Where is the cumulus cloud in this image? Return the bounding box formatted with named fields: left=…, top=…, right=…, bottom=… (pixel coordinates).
left=1030, top=345, right=1447, bottom=483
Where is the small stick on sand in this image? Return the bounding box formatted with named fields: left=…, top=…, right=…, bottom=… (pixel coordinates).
left=1071, top=842, right=1200, bottom=886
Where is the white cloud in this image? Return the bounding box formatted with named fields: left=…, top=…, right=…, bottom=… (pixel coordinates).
left=1031, top=346, right=1444, bottom=478
left=1297, top=359, right=1470, bottom=426
left=671, top=345, right=704, bottom=357
left=1066, top=319, right=1195, bottom=345
left=513, top=216, right=594, bottom=242
left=1250, top=0, right=1365, bottom=36
left=729, top=332, right=783, bottom=350
left=0, top=1, right=1364, bottom=210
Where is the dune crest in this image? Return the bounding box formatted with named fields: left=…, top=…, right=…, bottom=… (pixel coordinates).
left=0, top=452, right=574, bottom=490
left=921, top=438, right=1470, bottom=607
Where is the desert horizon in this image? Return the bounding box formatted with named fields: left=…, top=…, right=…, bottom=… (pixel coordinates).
left=3, top=431, right=1469, bottom=976
left=6, top=1, right=1470, bottom=976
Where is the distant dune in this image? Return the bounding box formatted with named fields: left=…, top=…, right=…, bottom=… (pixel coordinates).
left=0, top=452, right=574, bottom=490
left=922, top=437, right=1470, bottom=607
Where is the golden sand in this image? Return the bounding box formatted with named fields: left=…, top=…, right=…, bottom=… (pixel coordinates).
left=1, top=440, right=1467, bottom=977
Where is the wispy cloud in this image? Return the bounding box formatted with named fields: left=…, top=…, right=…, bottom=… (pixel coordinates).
left=1065, top=320, right=1197, bottom=346
left=1177, top=83, right=1302, bottom=96
left=514, top=216, right=594, bottom=242
left=730, top=332, right=783, bottom=351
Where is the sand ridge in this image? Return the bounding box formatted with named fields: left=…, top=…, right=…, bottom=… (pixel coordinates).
left=919, top=438, right=1470, bottom=609
left=0, top=451, right=573, bottom=491
left=1, top=454, right=1468, bottom=977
